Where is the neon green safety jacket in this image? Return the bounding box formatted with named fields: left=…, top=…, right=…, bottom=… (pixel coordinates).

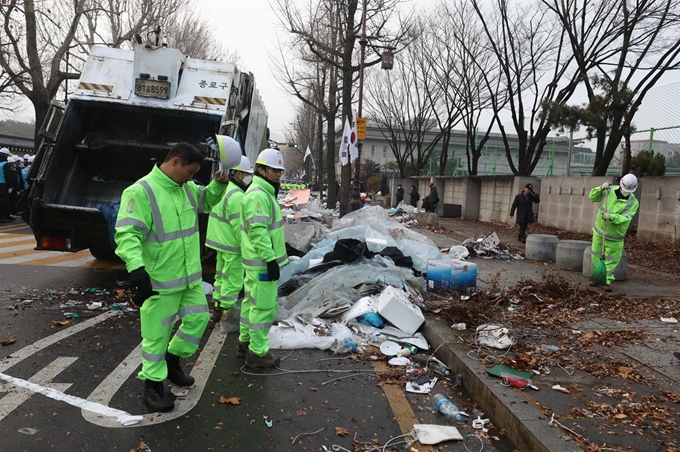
left=206, top=181, right=245, bottom=254
left=240, top=176, right=289, bottom=271
left=589, top=185, right=639, bottom=241
left=115, top=164, right=227, bottom=293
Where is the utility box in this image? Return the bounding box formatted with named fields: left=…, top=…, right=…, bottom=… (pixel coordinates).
left=427, top=259, right=478, bottom=292
left=376, top=286, right=424, bottom=335
left=442, top=204, right=462, bottom=218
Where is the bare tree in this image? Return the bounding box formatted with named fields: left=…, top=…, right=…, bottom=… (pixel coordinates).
left=275, top=0, right=414, bottom=215
left=432, top=0, right=499, bottom=176
left=365, top=29, right=441, bottom=177
left=472, top=0, right=578, bottom=175
left=541, top=0, right=680, bottom=176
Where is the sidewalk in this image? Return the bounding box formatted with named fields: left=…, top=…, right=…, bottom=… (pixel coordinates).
left=415, top=217, right=680, bottom=452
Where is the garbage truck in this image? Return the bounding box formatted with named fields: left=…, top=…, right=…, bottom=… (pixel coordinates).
left=23, top=30, right=268, bottom=259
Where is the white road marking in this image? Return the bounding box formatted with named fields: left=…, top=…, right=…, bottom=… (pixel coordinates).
left=0, top=250, right=73, bottom=264
left=82, top=327, right=228, bottom=427
left=0, top=357, right=76, bottom=422
left=0, top=236, right=34, bottom=245
left=0, top=311, right=120, bottom=373
left=0, top=359, right=142, bottom=426
left=0, top=242, right=35, bottom=253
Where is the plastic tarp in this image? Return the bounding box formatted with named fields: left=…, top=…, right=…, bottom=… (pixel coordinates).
left=322, top=206, right=441, bottom=272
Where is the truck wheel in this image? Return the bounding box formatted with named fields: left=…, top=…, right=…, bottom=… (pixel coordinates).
left=89, top=246, right=120, bottom=261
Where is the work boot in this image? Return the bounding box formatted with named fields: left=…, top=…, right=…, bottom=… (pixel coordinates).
left=166, top=352, right=195, bottom=387
left=245, top=351, right=280, bottom=369
left=236, top=341, right=250, bottom=359
left=143, top=380, right=174, bottom=412
left=602, top=285, right=612, bottom=292
left=589, top=281, right=601, bottom=287
left=210, top=304, right=224, bottom=323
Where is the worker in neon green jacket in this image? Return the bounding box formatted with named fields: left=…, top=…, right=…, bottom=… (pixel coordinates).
left=240, top=148, right=289, bottom=368
left=589, top=173, right=640, bottom=292
left=206, top=156, right=253, bottom=341
left=115, top=142, right=235, bottom=413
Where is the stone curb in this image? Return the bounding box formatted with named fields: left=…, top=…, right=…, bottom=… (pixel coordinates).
left=422, top=316, right=582, bottom=452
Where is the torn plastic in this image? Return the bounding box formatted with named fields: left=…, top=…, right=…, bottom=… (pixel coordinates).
left=476, top=324, right=514, bottom=349
left=447, top=245, right=469, bottom=259
left=322, top=206, right=442, bottom=272
left=412, top=424, right=463, bottom=444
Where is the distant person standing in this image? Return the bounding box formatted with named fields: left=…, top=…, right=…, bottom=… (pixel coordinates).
left=409, top=185, right=420, bottom=208
left=395, top=184, right=404, bottom=207
left=424, top=182, right=439, bottom=213
left=0, top=148, right=14, bottom=223
left=510, top=183, right=540, bottom=243
left=588, top=174, right=639, bottom=292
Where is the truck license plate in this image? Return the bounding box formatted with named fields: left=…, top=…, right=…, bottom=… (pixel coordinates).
left=134, top=79, right=170, bottom=99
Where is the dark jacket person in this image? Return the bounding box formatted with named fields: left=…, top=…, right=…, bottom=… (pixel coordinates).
left=510, top=183, right=540, bottom=243
left=409, top=185, right=420, bottom=208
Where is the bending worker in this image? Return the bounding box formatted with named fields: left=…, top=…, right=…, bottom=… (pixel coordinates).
left=240, top=148, right=289, bottom=368
left=115, top=141, right=237, bottom=412
left=589, top=174, right=639, bottom=292
left=206, top=155, right=253, bottom=346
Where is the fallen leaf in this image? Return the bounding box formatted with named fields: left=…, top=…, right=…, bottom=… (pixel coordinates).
left=335, top=427, right=350, bottom=436
left=52, top=320, right=71, bottom=327
left=218, top=396, right=241, bottom=405
left=614, top=413, right=627, bottom=419
left=618, top=366, right=633, bottom=379
left=295, top=409, right=308, bottom=416
left=310, top=387, right=319, bottom=392
left=1, top=336, right=16, bottom=346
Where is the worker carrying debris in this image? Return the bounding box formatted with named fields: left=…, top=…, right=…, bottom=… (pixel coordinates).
left=588, top=173, right=639, bottom=292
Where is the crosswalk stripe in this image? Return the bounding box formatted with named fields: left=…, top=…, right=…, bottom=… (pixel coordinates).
left=17, top=250, right=92, bottom=266
left=0, top=235, right=33, bottom=244
left=0, top=250, right=73, bottom=264
left=0, top=223, right=29, bottom=233
left=0, top=242, right=37, bottom=257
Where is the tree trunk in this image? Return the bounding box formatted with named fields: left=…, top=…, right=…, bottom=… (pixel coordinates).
left=339, top=0, right=358, bottom=217
left=33, top=99, right=50, bottom=145
left=316, top=113, right=324, bottom=200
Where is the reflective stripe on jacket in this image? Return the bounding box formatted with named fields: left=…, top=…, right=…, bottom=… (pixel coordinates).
left=206, top=181, right=244, bottom=254
left=114, top=164, right=227, bottom=293
left=240, top=176, right=288, bottom=270
left=589, top=185, right=639, bottom=241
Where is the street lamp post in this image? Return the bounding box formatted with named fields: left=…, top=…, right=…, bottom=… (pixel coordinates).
left=349, top=0, right=395, bottom=212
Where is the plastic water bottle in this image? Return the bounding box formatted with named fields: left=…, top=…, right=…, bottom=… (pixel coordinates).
left=432, top=394, right=462, bottom=421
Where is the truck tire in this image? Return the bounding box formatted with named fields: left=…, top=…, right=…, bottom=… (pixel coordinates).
left=89, top=246, right=120, bottom=261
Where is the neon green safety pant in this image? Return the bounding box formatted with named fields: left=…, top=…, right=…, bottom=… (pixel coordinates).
left=239, top=269, right=278, bottom=357
left=214, top=251, right=244, bottom=310
left=138, top=283, right=209, bottom=382
left=591, top=234, right=624, bottom=285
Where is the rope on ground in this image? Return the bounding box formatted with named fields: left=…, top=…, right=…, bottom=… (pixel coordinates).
left=463, top=434, right=484, bottom=452
left=290, top=427, right=324, bottom=445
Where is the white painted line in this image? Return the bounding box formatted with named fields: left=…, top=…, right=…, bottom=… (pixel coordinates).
left=0, top=311, right=121, bottom=373
left=51, top=256, right=98, bottom=267
left=0, top=236, right=34, bottom=245
left=0, top=364, right=142, bottom=426
left=0, top=357, right=75, bottom=422
left=0, top=250, right=73, bottom=264
left=0, top=242, right=35, bottom=253
left=83, top=327, right=228, bottom=427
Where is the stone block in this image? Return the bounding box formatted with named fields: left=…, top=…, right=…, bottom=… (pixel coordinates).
left=525, top=234, right=559, bottom=262
left=555, top=240, right=591, bottom=270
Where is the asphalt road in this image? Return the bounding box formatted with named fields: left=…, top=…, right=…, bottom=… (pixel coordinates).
left=0, top=225, right=516, bottom=452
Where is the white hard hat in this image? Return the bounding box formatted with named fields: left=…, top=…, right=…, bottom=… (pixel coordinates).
left=8, top=155, right=18, bottom=163
left=215, top=135, right=242, bottom=169
left=0, top=147, right=9, bottom=155
left=231, top=155, right=253, bottom=174
left=256, top=148, right=286, bottom=170
left=28, top=155, right=35, bottom=163
left=23, top=154, right=30, bottom=160
left=619, top=174, right=638, bottom=194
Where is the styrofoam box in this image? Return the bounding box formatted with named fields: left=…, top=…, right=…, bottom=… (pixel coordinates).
left=376, top=286, right=424, bottom=335
left=427, top=259, right=477, bottom=292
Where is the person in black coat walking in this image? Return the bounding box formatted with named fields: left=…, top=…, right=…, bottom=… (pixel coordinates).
left=510, top=183, right=540, bottom=243
left=409, top=185, right=420, bottom=208
left=395, top=184, right=404, bottom=207
left=423, top=182, right=439, bottom=213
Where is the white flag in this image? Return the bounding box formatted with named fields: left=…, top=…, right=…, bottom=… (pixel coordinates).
left=339, top=117, right=351, bottom=165
left=349, top=111, right=359, bottom=162
left=304, top=146, right=312, bottom=162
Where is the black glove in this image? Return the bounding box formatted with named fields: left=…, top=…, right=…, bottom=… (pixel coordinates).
left=266, top=260, right=280, bottom=282
left=129, top=267, right=158, bottom=306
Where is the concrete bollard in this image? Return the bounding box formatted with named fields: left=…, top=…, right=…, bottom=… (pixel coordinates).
left=582, top=247, right=627, bottom=281
left=555, top=240, right=591, bottom=271
left=525, top=234, right=559, bottom=262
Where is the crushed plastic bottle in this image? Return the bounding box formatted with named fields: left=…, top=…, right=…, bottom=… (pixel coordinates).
left=432, top=394, right=462, bottom=421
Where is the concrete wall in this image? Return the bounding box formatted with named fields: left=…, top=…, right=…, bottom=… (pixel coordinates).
left=636, top=177, right=680, bottom=242
left=391, top=175, right=680, bottom=243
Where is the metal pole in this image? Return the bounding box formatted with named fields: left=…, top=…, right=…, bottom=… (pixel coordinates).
left=350, top=0, right=367, bottom=212
left=567, top=129, right=573, bottom=177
